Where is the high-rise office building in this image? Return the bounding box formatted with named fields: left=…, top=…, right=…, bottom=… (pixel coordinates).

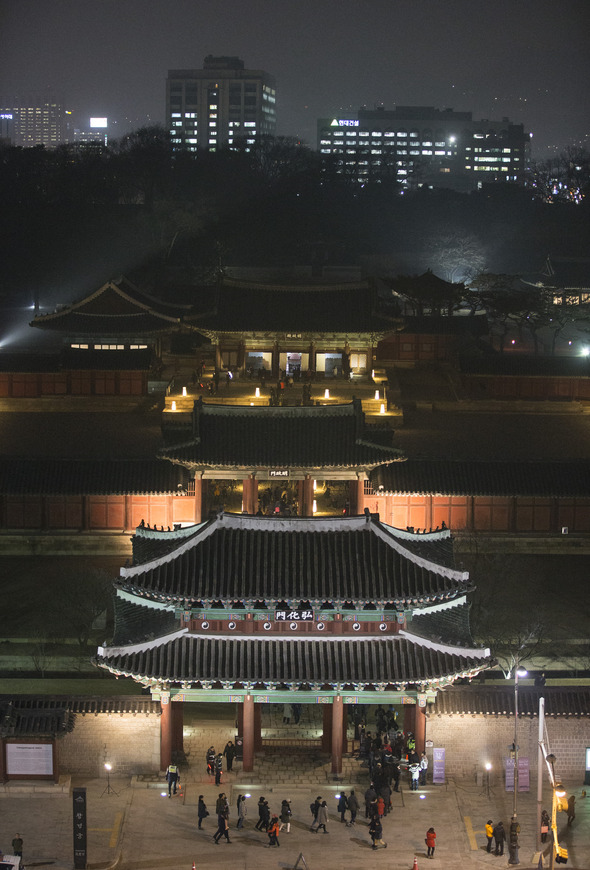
left=166, top=56, right=276, bottom=152
left=0, top=94, right=68, bottom=147
left=317, top=106, right=527, bottom=191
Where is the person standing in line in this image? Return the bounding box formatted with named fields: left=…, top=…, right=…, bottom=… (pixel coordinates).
left=310, top=795, right=322, bottom=830
left=419, top=752, right=429, bottom=785
left=267, top=815, right=280, bottom=847
left=213, top=809, right=231, bottom=844
left=315, top=800, right=329, bottom=834
left=223, top=740, right=236, bottom=773
left=347, top=789, right=359, bottom=826
left=282, top=703, right=291, bottom=724
left=12, top=834, right=23, bottom=867
left=426, top=827, right=436, bottom=858
left=540, top=809, right=550, bottom=843
left=493, top=820, right=506, bottom=856
left=166, top=762, right=179, bottom=797
left=197, top=796, right=209, bottom=829
left=364, top=783, right=377, bottom=818
left=369, top=816, right=387, bottom=850
left=337, top=791, right=348, bottom=823
left=279, top=799, right=292, bottom=832
left=214, top=753, right=223, bottom=785
left=236, top=794, right=247, bottom=830
left=485, top=820, right=494, bottom=853
left=206, top=746, right=215, bottom=776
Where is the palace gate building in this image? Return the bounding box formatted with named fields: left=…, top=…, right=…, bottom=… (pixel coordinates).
left=96, top=510, right=492, bottom=774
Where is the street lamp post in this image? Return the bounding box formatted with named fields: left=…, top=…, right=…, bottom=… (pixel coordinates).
left=509, top=665, right=527, bottom=865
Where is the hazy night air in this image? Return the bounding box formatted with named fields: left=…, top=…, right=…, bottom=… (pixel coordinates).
left=1, top=0, right=588, bottom=155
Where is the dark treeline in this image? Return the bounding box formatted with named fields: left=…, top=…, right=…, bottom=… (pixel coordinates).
left=1, top=126, right=589, bottom=304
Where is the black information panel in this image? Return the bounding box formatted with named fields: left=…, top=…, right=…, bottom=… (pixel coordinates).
left=73, top=786, right=87, bottom=869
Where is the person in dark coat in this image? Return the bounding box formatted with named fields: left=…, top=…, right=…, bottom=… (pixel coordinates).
left=214, top=753, right=223, bottom=785
left=567, top=795, right=576, bottom=826
left=493, top=821, right=506, bottom=855
left=364, top=784, right=377, bottom=818
left=540, top=810, right=550, bottom=843
left=223, top=741, right=236, bottom=772
left=347, top=789, right=360, bottom=826
left=337, top=791, right=348, bottom=823
left=369, top=816, right=387, bottom=850
left=197, top=795, right=209, bottom=829
left=206, top=746, right=215, bottom=776
left=310, top=796, right=322, bottom=829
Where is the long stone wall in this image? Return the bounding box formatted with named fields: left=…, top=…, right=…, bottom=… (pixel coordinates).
left=52, top=707, right=590, bottom=783
left=57, top=711, right=160, bottom=777
left=425, top=713, right=590, bottom=783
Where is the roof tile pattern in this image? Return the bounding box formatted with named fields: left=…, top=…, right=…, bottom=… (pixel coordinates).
left=97, top=635, right=486, bottom=686
left=122, top=514, right=466, bottom=605
left=371, top=459, right=590, bottom=497
left=0, top=459, right=187, bottom=495
left=161, top=400, right=403, bottom=469
left=431, top=686, right=590, bottom=716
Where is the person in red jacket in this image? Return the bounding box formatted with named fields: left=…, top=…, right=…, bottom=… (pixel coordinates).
left=426, top=827, right=436, bottom=858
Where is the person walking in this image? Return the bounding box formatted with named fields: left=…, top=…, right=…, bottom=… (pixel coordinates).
left=12, top=834, right=23, bottom=867
left=255, top=796, right=267, bottom=830
left=267, top=815, right=280, bottom=847
left=310, top=795, right=322, bottom=830
left=493, top=820, right=506, bottom=856
left=223, top=740, right=236, bottom=773
left=279, top=799, right=292, bottom=833
left=338, top=791, right=348, bottom=823
left=166, top=762, right=179, bottom=797
left=364, top=784, right=377, bottom=818
left=315, top=800, right=329, bottom=834
left=213, top=809, right=231, bottom=844
left=567, top=795, right=576, bottom=826
left=485, top=820, right=494, bottom=853
left=347, top=789, right=359, bottom=826
left=214, top=753, right=223, bottom=786
left=197, top=796, right=209, bottom=829
left=236, top=794, right=247, bottom=830
left=540, top=810, right=550, bottom=843
left=426, top=827, right=436, bottom=858
left=215, top=793, right=228, bottom=814
left=369, top=816, right=387, bottom=850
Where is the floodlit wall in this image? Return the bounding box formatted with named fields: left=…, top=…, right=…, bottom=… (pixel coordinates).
left=425, top=713, right=590, bottom=783
left=57, top=711, right=160, bottom=776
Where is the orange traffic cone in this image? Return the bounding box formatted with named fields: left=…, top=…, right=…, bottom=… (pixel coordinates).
left=192, top=862, right=196, bottom=870
left=413, top=857, right=419, bottom=870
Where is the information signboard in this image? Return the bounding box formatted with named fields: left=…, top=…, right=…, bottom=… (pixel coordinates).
left=73, top=787, right=87, bottom=869
left=5, top=743, right=53, bottom=776
left=432, top=747, right=446, bottom=783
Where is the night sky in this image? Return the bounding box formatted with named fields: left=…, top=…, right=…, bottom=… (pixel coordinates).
left=1, top=0, right=589, bottom=155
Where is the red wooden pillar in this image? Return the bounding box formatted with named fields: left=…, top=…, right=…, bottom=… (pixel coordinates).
left=254, top=703, right=262, bottom=751
left=171, top=700, right=184, bottom=757
left=414, top=703, right=426, bottom=755
left=302, top=475, right=314, bottom=517
left=243, top=474, right=258, bottom=515
left=160, top=693, right=173, bottom=771
left=242, top=695, right=255, bottom=772
left=193, top=476, right=203, bottom=524
left=331, top=695, right=344, bottom=774
left=322, top=705, right=332, bottom=752
left=349, top=478, right=365, bottom=515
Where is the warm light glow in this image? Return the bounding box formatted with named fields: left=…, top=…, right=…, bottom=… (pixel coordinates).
left=374, top=390, right=380, bottom=400
left=324, top=389, right=330, bottom=399
left=516, top=668, right=528, bottom=677
left=380, top=403, right=385, bottom=414
left=485, top=762, right=492, bottom=771
left=255, top=387, right=260, bottom=397
left=171, top=401, right=177, bottom=411
left=371, top=369, right=375, bottom=378
left=313, top=499, right=317, bottom=513
left=313, top=480, right=317, bottom=491
left=182, top=387, right=187, bottom=396
left=104, top=763, right=112, bottom=771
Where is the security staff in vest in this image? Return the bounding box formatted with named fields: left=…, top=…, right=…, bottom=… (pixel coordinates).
left=166, top=762, right=180, bottom=797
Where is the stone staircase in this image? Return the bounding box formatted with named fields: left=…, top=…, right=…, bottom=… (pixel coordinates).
left=176, top=705, right=367, bottom=787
